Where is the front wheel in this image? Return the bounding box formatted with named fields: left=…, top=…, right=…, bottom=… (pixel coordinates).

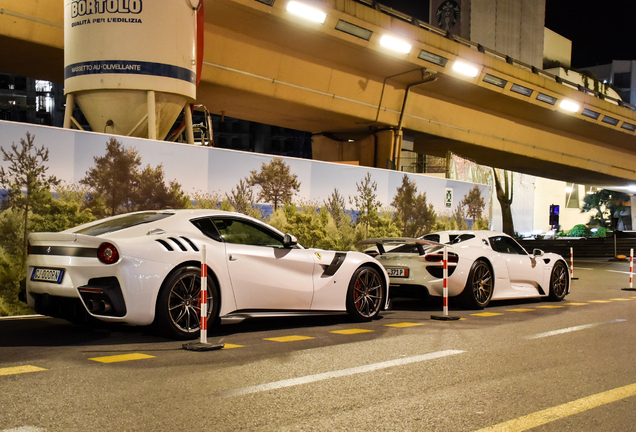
left=460, top=260, right=493, bottom=309
left=346, top=266, right=385, bottom=321
left=154, top=266, right=219, bottom=340
left=547, top=261, right=569, bottom=301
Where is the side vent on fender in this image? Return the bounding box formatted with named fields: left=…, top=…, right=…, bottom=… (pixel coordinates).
left=543, top=258, right=551, bottom=264
left=168, top=237, right=187, bottom=251
left=156, top=239, right=173, bottom=251
left=323, top=252, right=347, bottom=276
left=179, top=236, right=199, bottom=252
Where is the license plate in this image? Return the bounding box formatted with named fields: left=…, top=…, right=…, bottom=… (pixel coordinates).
left=31, top=268, right=64, bottom=283
left=386, top=267, right=409, bottom=278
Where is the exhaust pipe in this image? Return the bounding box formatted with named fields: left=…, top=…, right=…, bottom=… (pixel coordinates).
left=86, top=299, right=96, bottom=312
left=99, top=300, right=112, bottom=314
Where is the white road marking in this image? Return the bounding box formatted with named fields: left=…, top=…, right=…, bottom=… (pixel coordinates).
left=526, top=319, right=626, bottom=340
left=607, top=270, right=634, bottom=275
left=217, top=349, right=465, bottom=397
left=2, top=427, right=47, bottom=432
left=0, top=315, right=47, bottom=321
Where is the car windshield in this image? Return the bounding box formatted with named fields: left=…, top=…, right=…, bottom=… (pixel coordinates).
left=75, top=212, right=174, bottom=236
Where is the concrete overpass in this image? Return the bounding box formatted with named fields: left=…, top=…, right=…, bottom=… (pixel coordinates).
left=2, top=0, right=636, bottom=187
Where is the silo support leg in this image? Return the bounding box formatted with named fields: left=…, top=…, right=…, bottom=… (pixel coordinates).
left=184, top=104, right=195, bottom=145
left=147, top=90, right=157, bottom=140
left=63, top=94, right=75, bottom=129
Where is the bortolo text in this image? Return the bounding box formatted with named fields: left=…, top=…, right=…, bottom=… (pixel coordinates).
left=71, top=0, right=142, bottom=18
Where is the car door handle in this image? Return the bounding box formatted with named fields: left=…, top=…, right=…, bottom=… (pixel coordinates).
left=229, top=255, right=238, bottom=261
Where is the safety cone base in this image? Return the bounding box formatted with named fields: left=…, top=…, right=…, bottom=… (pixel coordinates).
left=430, top=314, right=460, bottom=321
left=182, top=341, right=225, bottom=351
left=621, top=288, right=636, bottom=291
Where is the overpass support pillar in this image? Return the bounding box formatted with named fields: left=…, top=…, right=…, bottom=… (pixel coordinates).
left=311, top=134, right=376, bottom=167
left=375, top=129, right=400, bottom=170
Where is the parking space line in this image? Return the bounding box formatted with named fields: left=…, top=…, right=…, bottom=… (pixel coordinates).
left=610, top=298, right=632, bottom=301
left=564, top=302, right=588, bottom=305
left=264, top=335, right=315, bottom=343
left=526, top=319, right=626, bottom=340
left=536, top=305, right=564, bottom=309
left=216, top=349, right=465, bottom=397
left=506, top=308, right=535, bottom=312
left=330, top=329, right=374, bottom=335
left=385, top=322, right=425, bottom=328
left=588, top=300, right=612, bottom=303
left=89, top=353, right=155, bottom=363
left=0, top=365, right=47, bottom=377
left=221, top=344, right=243, bottom=349
left=474, top=382, right=636, bottom=432
left=470, top=312, right=503, bottom=317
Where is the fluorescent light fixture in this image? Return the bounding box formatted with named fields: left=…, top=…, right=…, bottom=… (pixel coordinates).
left=581, top=108, right=600, bottom=119
left=418, top=50, right=448, bottom=67
left=536, top=93, right=557, bottom=105
left=559, top=99, right=580, bottom=113
left=335, top=20, right=372, bottom=40
left=452, top=60, right=479, bottom=78
left=286, top=1, right=326, bottom=24
left=602, top=115, right=619, bottom=126
left=483, top=74, right=507, bottom=88
left=621, top=122, right=636, bottom=132
left=379, top=35, right=411, bottom=54
left=255, top=0, right=275, bottom=5
left=511, top=84, right=533, bottom=97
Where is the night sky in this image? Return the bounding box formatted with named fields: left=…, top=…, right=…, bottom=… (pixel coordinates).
left=545, top=0, right=636, bottom=68
left=381, top=0, right=636, bottom=69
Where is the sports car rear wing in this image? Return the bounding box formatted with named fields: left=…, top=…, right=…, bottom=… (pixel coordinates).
left=356, top=237, right=445, bottom=256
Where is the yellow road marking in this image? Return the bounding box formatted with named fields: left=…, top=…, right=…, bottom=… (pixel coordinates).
left=330, top=329, right=374, bottom=335
left=385, top=322, right=425, bottom=328
left=89, top=353, right=155, bottom=363
left=564, top=302, right=588, bottom=305
left=506, top=308, right=535, bottom=312
left=221, top=343, right=243, bottom=349
left=0, top=365, right=47, bottom=376
left=610, top=298, right=632, bottom=301
left=536, top=305, right=564, bottom=309
left=588, top=300, right=611, bottom=303
left=264, top=335, right=315, bottom=342
left=470, top=312, right=503, bottom=317
left=474, top=382, right=636, bottom=432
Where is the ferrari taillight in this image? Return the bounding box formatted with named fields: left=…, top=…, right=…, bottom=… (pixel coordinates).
left=97, top=242, right=119, bottom=264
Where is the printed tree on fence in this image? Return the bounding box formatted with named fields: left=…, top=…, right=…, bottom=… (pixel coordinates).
left=460, top=185, right=485, bottom=226
left=248, top=158, right=300, bottom=211
left=391, top=174, right=436, bottom=237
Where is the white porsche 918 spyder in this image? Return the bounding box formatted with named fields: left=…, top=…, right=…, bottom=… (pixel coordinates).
left=26, top=210, right=389, bottom=339
left=360, top=230, right=569, bottom=308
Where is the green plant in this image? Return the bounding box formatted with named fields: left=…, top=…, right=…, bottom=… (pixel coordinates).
left=567, top=224, right=590, bottom=237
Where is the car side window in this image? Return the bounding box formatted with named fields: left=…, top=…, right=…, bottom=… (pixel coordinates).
left=422, top=234, right=440, bottom=243
left=212, top=218, right=284, bottom=248
left=190, top=217, right=222, bottom=242
left=489, top=236, right=527, bottom=255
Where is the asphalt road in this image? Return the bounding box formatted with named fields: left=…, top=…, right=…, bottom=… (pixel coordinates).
left=2, top=258, right=636, bottom=431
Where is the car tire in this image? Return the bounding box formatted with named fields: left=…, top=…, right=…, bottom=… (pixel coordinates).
left=154, top=265, right=219, bottom=340
left=460, top=259, right=494, bottom=309
left=346, top=266, right=385, bottom=321
left=547, top=261, right=569, bottom=301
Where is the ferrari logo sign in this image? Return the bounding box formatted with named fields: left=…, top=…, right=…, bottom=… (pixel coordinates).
left=445, top=188, right=453, bottom=208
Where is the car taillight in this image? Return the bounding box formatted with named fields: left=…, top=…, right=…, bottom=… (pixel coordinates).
left=97, top=242, right=119, bottom=264
left=424, top=253, right=458, bottom=263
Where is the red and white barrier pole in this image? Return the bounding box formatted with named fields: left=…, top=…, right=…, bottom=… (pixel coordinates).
left=442, top=245, right=449, bottom=316
left=182, top=244, right=224, bottom=351
left=200, top=245, right=208, bottom=344
left=630, top=249, right=634, bottom=289
left=431, top=245, right=459, bottom=321
left=570, top=247, right=574, bottom=279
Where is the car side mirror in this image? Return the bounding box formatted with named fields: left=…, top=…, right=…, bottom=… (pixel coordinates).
left=533, top=248, right=544, bottom=257
left=283, top=234, right=298, bottom=248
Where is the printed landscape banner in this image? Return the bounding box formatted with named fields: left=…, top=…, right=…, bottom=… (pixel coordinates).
left=0, top=120, right=489, bottom=225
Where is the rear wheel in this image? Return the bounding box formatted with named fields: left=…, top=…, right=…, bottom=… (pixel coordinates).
left=460, top=260, right=493, bottom=309
left=346, top=266, right=385, bottom=321
left=547, top=261, right=569, bottom=301
left=154, top=266, right=219, bottom=340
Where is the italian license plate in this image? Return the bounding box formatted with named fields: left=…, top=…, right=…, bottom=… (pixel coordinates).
left=31, top=268, right=64, bottom=283
left=386, top=267, right=408, bottom=278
